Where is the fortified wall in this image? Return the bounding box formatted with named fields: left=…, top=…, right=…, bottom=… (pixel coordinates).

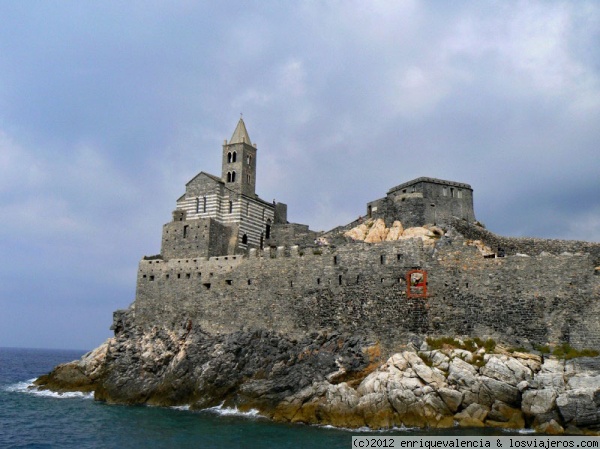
left=133, top=233, right=600, bottom=353
left=127, top=119, right=600, bottom=355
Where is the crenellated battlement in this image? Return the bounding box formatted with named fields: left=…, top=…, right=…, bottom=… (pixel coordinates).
left=130, top=118, right=600, bottom=353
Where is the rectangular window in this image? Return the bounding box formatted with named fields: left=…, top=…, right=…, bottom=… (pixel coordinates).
left=183, top=225, right=189, bottom=238
left=458, top=189, right=463, bottom=198
left=450, top=188, right=455, bottom=198
left=443, top=187, right=447, bottom=196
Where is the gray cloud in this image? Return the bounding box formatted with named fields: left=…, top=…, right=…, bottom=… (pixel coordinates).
left=0, top=1, right=598, bottom=349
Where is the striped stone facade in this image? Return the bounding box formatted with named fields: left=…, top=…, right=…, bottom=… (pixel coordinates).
left=160, top=119, right=283, bottom=258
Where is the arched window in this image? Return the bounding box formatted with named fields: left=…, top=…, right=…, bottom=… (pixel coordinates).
left=228, top=200, right=233, bottom=214
left=231, top=171, right=236, bottom=182
left=247, top=174, right=251, bottom=184
left=227, top=152, right=232, bottom=163
left=195, top=197, right=200, bottom=213
left=203, top=196, right=207, bottom=212
left=232, top=151, right=237, bottom=162
left=242, top=234, right=248, bottom=244
left=247, top=155, right=252, bottom=165
left=227, top=172, right=232, bottom=182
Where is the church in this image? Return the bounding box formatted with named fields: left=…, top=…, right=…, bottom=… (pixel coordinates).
left=160, top=118, right=295, bottom=259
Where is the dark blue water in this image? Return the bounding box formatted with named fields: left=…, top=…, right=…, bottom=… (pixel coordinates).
left=0, top=347, right=517, bottom=448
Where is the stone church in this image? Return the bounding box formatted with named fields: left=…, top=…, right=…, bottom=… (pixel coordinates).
left=160, top=118, right=477, bottom=259
left=160, top=118, right=312, bottom=259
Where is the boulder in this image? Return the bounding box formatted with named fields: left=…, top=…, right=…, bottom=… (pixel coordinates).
left=522, top=389, right=557, bottom=415
left=535, top=419, right=565, bottom=435
left=556, top=389, right=600, bottom=427
left=364, top=219, right=389, bottom=243
left=437, top=388, right=462, bottom=412
left=385, top=221, right=404, bottom=241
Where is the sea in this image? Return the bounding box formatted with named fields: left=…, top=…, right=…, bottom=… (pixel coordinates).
left=0, top=347, right=524, bottom=449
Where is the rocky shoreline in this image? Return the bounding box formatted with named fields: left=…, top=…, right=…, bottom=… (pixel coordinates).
left=34, top=309, right=600, bottom=435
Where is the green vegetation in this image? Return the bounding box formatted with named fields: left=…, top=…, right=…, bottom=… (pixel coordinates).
left=551, top=343, right=599, bottom=360
left=533, top=344, right=550, bottom=354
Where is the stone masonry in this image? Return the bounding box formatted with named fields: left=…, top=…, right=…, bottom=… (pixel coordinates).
left=131, top=120, right=600, bottom=355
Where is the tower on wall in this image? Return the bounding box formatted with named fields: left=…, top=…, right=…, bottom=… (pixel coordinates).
left=221, top=118, right=258, bottom=197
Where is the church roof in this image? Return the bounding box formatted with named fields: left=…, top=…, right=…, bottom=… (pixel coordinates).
left=229, top=118, right=252, bottom=145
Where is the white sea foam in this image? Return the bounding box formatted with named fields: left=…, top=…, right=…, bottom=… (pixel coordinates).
left=320, top=424, right=418, bottom=433
left=204, top=402, right=263, bottom=419
left=3, top=378, right=93, bottom=399
left=170, top=405, right=191, bottom=411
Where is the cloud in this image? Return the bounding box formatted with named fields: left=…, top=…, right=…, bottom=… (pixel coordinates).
left=0, top=0, right=599, bottom=348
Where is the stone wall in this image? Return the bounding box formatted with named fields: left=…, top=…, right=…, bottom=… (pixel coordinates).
left=368, top=178, right=476, bottom=228
left=161, top=218, right=234, bottom=259
left=266, top=223, right=318, bottom=247
left=449, top=218, right=600, bottom=266
left=135, top=236, right=600, bottom=354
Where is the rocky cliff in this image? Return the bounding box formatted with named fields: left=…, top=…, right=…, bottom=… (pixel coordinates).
left=35, top=308, right=600, bottom=434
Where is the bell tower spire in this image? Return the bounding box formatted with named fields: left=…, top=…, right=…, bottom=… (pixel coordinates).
left=221, top=117, right=257, bottom=196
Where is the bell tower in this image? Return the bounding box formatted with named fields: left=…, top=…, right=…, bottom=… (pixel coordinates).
left=221, top=118, right=257, bottom=197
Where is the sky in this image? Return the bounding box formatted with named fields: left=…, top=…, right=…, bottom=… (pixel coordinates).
left=0, top=1, right=598, bottom=350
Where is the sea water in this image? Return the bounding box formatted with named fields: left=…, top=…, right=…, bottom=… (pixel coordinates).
left=0, top=347, right=520, bottom=449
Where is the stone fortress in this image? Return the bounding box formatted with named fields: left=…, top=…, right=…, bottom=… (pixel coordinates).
left=133, top=119, right=600, bottom=352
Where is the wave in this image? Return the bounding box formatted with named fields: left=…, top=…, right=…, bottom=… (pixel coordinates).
left=203, top=402, right=264, bottom=419
left=3, top=378, right=94, bottom=400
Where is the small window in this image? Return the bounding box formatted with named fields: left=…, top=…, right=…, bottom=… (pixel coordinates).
left=203, top=283, right=211, bottom=290
left=356, top=275, right=360, bottom=284
left=195, top=197, right=200, bottom=213
left=232, top=151, right=237, bottom=162
left=227, top=172, right=232, bottom=182
left=227, top=152, right=232, bottom=163
left=443, top=187, right=447, bottom=197
left=290, top=281, right=293, bottom=288
left=166, top=274, right=170, bottom=279
left=177, top=273, right=181, bottom=279
left=149, top=275, right=154, bottom=281
left=231, top=171, right=236, bottom=182
left=183, top=225, right=189, bottom=238
left=333, top=256, right=338, bottom=265
left=247, top=279, right=252, bottom=285
left=242, top=234, right=248, bottom=244
left=380, top=255, right=386, bottom=264
left=247, top=155, right=252, bottom=165
left=247, top=174, right=251, bottom=184
left=450, top=187, right=455, bottom=198
left=458, top=189, right=463, bottom=198
left=317, top=278, right=321, bottom=285
left=397, top=254, right=403, bottom=261
left=229, top=201, right=233, bottom=214
left=338, top=275, right=342, bottom=286
left=225, top=280, right=232, bottom=285
left=203, top=196, right=207, bottom=212
left=186, top=273, right=191, bottom=279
